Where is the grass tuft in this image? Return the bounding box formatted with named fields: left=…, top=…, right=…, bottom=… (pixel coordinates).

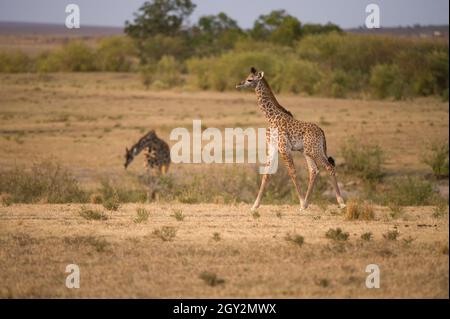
left=199, top=271, right=225, bottom=287
left=325, top=228, right=349, bottom=241
left=171, top=209, right=184, bottom=221
left=285, top=233, right=305, bottom=247
left=212, top=232, right=221, bottom=242
left=153, top=226, right=177, bottom=242
left=344, top=199, right=375, bottom=221
left=64, top=236, right=110, bottom=252
left=383, top=229, right=400, bottom=241
left=361, top=232, right=373, bottom=241
left=134, top=207, right=150, bottom=223
left=79, top=206, right=108, bottom=221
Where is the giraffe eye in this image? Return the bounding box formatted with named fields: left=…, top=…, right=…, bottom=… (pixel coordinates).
left=247, top=79, right=253, bottom=82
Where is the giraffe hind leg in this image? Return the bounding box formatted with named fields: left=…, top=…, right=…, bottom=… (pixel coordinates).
left=315, top=153, right=345, bottom=208
left=280, top=150, right=306, bottom=210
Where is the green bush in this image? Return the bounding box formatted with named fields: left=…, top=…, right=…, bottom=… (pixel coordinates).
left=0, top=160, right=87, bottom=203
left=35, top=51, right=64, bottom=72
left=138, top=35, right=188, bottom=63
left=341, top=137, right=385, bottom=181
left=0, top=51, right=33, bottom=72
left=0, top=31, right=448, bottom=99
left=279, top=59, right=322, bottom=94
left=384, top=176, right=435, bottom=206
left=370, top=64, right=409, bottom=99
left=141, top=55, right=183, bottom=89
left=188, top=51, right=282, bottom=92
left=426, top=50, right=449, bottom=97
left=35, top=41, right=97, bottom=72
left=96, top=36, right=136, bottom=71
left=297, top=33, right=401, bottom=73
left=98, top=179, right=147, bottom=203
left=58, top=41, right=98, bottom=72
left=422, top=141, right=449, bottom=178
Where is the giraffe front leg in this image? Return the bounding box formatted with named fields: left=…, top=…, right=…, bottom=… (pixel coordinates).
left=251, top=139, right=277, bottom=211
left=280, top=150, right=306, bottom=210
left=303, top=154, right=319, bottom=209
left=251, top=174, right=269, bottom=211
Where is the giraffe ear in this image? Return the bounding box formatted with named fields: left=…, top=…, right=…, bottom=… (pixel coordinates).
left=258, top=71, right=264, bottom=79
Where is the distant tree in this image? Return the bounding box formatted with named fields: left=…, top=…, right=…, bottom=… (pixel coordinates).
left=192, top=12, right=244, bottom=56
left=197, top=12, right=241, bottom=36
left=125, top=0, right=196, bottom=38
left=302, top=23, right=342, bottom=36
left=251, top=10, right=302, bottom=46
left=124, top=0, right=196, bottom=63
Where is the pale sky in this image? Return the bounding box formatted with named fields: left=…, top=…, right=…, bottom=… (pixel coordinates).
left=0, top=0, right=448, bottom=29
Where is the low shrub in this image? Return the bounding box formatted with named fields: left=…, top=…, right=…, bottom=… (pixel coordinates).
left=341, top=137, right=385, bottom=181
left=384, top=176, right=435, bottom=206
left=0, top=160, right=87, bottom=203
left=422, top=141, right=449, bottom=178
left=344, top=199, right=375, bottom=221
left=325, top=228, right=349, bottom=241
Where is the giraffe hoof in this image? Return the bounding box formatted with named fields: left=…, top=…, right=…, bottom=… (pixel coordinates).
left=339, top=203, right=346, bottom=209
left=300, top=203, right=308, bottom=211
left=250, top=206, right=258, bottom=212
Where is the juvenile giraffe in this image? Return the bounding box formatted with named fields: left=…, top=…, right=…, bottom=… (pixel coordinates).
left=124, top=130, right=170, bottom=175
left=236, top=67, right=345, bottom=211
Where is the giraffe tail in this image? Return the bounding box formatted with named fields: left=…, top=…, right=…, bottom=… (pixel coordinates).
left=321, top=129, right=335, bottom=167
left=328, top=157, right=336, bottom=167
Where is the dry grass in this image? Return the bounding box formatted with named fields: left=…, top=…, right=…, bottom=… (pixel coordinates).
left=171, top=209, right=184, bottom=221
left=344, top=199, right=375, bottom=221
left=285, top=233, right=305, bottom=247
left=134, top=207, right=149, bottom=223
left=79, top=206, right=108, bottom=221
left=0, top=72, right=448, bottom=298
left=153, top=226, right=177, bottom=242
left=0, top=203, right=447, bottom=298
left=325, top=228, right=350, bottom=241
left=199, top=271, right=225, bottom=287
left=383, top=230, right=400, bottom=241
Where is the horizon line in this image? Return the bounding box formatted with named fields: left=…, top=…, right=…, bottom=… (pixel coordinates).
left=0, top=19, right=448, bottom=31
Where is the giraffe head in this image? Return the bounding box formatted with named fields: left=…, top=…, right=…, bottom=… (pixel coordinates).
left=124, top=130, right=157, bottom=169
left=124, top=146, right=136, bottom=169
left=236, top=67, right=264, bottom=89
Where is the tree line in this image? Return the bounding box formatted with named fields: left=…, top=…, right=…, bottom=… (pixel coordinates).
left=0, top=0, right=448, bottom=100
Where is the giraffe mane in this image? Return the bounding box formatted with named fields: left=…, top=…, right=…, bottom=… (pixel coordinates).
left=261, top=78, right=293, bottom=118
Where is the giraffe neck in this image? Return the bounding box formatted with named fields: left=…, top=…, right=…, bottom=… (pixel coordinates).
left=254, top=79, right=290, bottom=124
left=130, top=133, right=156, bottom=158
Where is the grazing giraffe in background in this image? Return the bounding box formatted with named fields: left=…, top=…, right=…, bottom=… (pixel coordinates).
left=236, top=67, right=345, bottom=211
left=124, top=130, right=171, bottom=175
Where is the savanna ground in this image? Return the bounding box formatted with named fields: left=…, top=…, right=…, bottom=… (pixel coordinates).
left=0, top=72, right=448, bottom=298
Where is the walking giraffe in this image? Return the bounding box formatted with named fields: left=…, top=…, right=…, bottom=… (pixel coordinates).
left=236, top=67, right=346, bottom=211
